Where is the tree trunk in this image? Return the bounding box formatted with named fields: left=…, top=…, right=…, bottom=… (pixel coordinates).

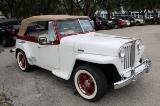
left=46, top=0, right=53, bottom=14
left=153, top=9, right=157, bottom=24
left=107, top=9, right=111, bottom=19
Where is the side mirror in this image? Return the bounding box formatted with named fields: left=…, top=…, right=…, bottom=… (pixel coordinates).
left=38, top=37, right=48, bottom=45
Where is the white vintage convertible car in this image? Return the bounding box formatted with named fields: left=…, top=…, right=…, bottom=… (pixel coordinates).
left=12, top=15, right=151, bottom=101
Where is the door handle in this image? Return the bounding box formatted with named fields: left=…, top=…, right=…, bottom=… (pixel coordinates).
left=38, top=46, right=41, bottom=48
left=19, top=41, right=25, bottom=43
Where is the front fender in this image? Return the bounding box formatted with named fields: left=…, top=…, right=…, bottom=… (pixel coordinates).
left=75, top=54, right=118, bottom=64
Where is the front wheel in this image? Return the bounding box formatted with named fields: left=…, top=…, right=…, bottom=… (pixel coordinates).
left=157, top=19, right=160, bottom=23
left=136, top=21, right=141, bottom=26
left=114, top=25, right=118, bottom=29
left=17, top=50, right=32, bottom=72
left=74, top=64, right=107, bottom=102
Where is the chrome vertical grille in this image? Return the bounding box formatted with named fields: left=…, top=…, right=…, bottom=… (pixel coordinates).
left=124, top=41, right=135, bottom=69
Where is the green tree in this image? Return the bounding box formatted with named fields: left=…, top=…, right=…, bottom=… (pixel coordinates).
left=74, top=0, right=100, bottom=16
left=123, top=0, right=160, bottom=23
left=100, top=0, right=121, bottom=19
left=59, top=0, right=77, bottom=15
left=148, top=0, right=160, bottom=24
left=123, top=0, right=150, bottom=19
left=0, top=0, right=9, bottom=18
left=0, top=0, right=24, bottom=18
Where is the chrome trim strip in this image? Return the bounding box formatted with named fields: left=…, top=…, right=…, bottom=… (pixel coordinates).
left=114, top=58, right=151, bottom=89
left=123, top=41, right=135, bottom=69
left=19, top=41, right=25, bottom=43
left=131, top=40, right=136, bottom=67
left=78, top=19, right=84, bottom=32
left=95, top=34, right=137, bottom=40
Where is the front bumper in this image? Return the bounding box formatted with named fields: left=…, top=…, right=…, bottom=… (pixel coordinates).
left=114, top=58, right=151, bottom=89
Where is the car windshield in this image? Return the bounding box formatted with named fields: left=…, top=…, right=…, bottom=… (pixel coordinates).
left=57, top=19, right=94, bottom=35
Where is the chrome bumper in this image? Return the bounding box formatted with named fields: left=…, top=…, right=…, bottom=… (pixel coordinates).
left=114, top=58, right=151, bottom=89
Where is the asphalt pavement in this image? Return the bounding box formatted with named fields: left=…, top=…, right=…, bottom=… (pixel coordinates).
left=0, top=25, right=160, bottom=106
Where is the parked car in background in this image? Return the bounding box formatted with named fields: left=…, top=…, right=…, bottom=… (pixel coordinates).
left=116, top=16, right=136, bottom=26
left=122, top=19, right=130, bottom=26
left=11, top=15, right=151, bottom=101
left=27, top=22, right=45, bottom=31
left=107, top=20, right=117, bottom=28
left=0, top=18, right=45, bottom=47
left=0, top=18, right=19, bottom=47
left=112, top=18, right=127, bottom=28
left=97, top=17, right=115, bottom=29
left=90, top=16, right=106, bottom=30
left=119, top=17, right=131, bottom=26
left=157, top=18, right=160, bottom=23
left=134, top=18, right=145, bottom=25
left=125, top=16, right=136, bottom=26
left=89, top=18, right=95, bottom=28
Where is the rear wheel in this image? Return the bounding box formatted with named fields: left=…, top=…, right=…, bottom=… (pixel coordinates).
left=17, top=50, right=32, bottom=72
left=74, top=64, right=107, bottom=102
left=1, top=36, right=9, bottom=47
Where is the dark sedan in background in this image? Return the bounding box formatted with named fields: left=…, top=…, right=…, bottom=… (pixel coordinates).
left=90, top=16, right=116, bottom=30
left=0, top=18, right=19, bottom=47
left=90, top=16, right=106, bottom=31
left=0, top=18, right=45, bottom=47
left=97, top=17, right=115, bottom=29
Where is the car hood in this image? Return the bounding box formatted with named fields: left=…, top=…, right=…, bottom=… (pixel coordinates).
left=61, top=32, right=133, bottom=57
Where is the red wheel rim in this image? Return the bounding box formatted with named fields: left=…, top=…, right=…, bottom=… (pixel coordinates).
left=77, top=73, right=95, bottom=96
left=19, top=54, right=26, bottom=68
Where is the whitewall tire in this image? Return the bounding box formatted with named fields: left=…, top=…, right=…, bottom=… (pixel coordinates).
left=74, top=64, right=107, bottom=102
left=17, top=50, right=32, bottom=72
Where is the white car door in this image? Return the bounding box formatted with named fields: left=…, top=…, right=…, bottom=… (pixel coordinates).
left=37, top=44, right=60, bottom=69
left=37, top=21, right=60, bottom=70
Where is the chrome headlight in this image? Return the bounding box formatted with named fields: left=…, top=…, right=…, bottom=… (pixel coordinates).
left=119, top=47, right=126, bottom=58
left=137, top=39, right=143, bottom=51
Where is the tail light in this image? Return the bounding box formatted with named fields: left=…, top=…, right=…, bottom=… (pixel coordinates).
left=96, top=21, right=100, bottom=25
left=10, top=29, right=16, bottom=35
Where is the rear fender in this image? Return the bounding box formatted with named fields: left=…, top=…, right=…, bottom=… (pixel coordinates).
left=16, top=41, right=33, bottom=65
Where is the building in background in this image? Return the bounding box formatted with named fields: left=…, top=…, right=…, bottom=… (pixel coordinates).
left=0, top=11, right=6, bottom=18
left=95, top=10, right=160, bottom=19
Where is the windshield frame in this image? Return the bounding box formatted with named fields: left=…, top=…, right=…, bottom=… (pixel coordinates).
left=56, top=18, right=95, bottom=37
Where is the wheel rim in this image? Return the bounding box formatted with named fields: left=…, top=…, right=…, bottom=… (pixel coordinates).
left=74, top=70, right=97, bottom=99
left=77, top=73, right=95, bottom=96
left=18, top=53, right=26, bottom=69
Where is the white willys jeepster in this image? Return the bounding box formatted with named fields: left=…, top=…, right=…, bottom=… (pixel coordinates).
left=12, top=15, right=151, bottom=101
